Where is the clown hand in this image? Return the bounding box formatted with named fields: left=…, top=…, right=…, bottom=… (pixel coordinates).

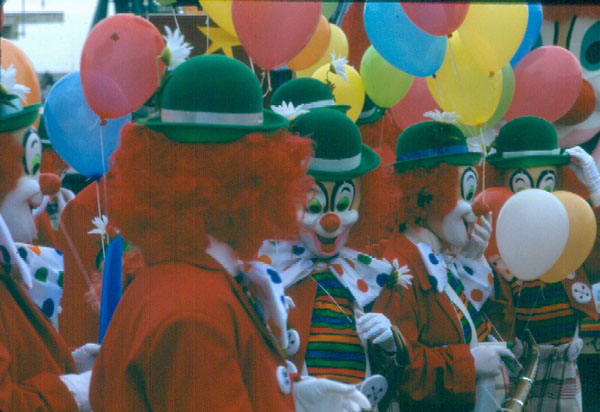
left=56, top=187, right=75, bottom=217
left=60, top=370, right=92, bottom=412
left=470, top=343, right=514, bottom=379
left=356, top=310, right=396, bottom=354
left=71, top=343, right=101, bottom=373
left=293, top=376, right=371, bottom=412
left=461, top=212, right=492, bottom=260
left=566, top=146, right=600, bottom=206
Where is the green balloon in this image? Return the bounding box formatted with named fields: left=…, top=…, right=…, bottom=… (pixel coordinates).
left=360, top=46, right=414, bottom=108
left=322, top=1, right=339, bottom=19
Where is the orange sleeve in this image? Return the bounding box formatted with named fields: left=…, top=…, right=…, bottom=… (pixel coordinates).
left=582, top=206, right=600, bottom=284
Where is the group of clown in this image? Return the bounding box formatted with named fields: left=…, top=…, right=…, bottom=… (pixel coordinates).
left=2, top=5, right=600, bottom=412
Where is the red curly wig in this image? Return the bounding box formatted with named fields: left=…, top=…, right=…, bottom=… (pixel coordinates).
left=0, top=134, right=24, bottom=204
left=358, top=110, right=401, bottom=165
left=107, top=124, right=313, bottom=263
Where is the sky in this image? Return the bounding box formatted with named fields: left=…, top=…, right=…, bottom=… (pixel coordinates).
left=4, top=0, right=98, bottom=73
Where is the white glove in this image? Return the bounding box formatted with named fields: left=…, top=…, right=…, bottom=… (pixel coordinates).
left=293, top=377, right=371, bottom=412
left=71, top=343, right=101, bottom=373
left=461, top=212, right=492, bottom=260
left=470, top=343, right=513, bottom=379
left=355, top=310, right=396, bottom=353
left=56, top=187, right=75, bottom=217
left=566, top=146, right=600, bottom=206
left=60, top=370, right=92, bottom=412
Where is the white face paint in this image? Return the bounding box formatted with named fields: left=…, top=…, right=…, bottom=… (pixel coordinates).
left=298, top=179, right=361, bottom=258
left=0, top=127, right=43, bottom=242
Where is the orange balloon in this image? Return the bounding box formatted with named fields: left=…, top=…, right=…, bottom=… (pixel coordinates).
left=287, top=16, right=331, bottom=71
left=1, top=38, right=41, bottom=106
left=540, top=191, right=597, bottom=283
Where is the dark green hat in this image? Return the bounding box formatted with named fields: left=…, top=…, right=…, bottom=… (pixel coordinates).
left=0, top=102, right=41, bottom=133
left=141, top=55, right=288, bottom=143
left=270, top=78, right=349, bottom=114
left=37, top=114, right=53, bottom=150
left=486, top=116, right=569, bottom=169
left=356, top=94, right=385, bottom=125
left=291, top=109, right=380, bottom=181
left=394, top=121, right=481, bottom=172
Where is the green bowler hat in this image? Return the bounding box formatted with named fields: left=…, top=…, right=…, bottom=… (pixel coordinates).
left=394, top=121, right=481, bottom=172
left=291, top=108, right=380, bottom=181
left=486, top=116, right=570, bottom=169
left=141, top=55, right=289, bottom=143
left=0, top=100, right=41, bottom=133
left=270, top=78, right=349, bottom=113
left=356, top=94, right=385, bottom=125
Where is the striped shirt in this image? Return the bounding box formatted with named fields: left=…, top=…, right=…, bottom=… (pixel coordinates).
left=447, top=272, right=492, bottom=343
left=512, top=280, right=578, bottom=345
left=305, top=271, right=366, bottom=384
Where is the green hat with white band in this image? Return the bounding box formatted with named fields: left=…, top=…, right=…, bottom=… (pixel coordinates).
left=356, top=94, right=385, bottom=125
left=141, top=55, right=289, bottom=143
left=270, top=78, right=349, bottom=114
left=291, top=109, right=380, bottom=181
left=487, top=116, right=570, bottom=169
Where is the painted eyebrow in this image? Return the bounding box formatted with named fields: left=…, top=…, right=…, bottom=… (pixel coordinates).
left=315, top=180, right=329, bottom=212
left=331, top=180, right=355, bottom=211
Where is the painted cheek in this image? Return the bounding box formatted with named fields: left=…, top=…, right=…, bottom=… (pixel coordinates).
left=337, top=210, right=359, bottom=228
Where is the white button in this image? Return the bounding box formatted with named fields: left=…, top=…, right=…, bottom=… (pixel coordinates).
left=360, top=374, right=388, bottom=406
left=276, top=365, right=291, bottom=394
left=571, top=282, right=592, bottom=305
left=286, top=329, right=300, bottom=356
left=285, top=360, right=298, bottom=374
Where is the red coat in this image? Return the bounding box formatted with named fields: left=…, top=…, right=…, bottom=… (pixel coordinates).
left=0, top=270, right=78, bottom=411
left=382, top=234, right=476, bottom=412
left=89, top=255, right=296, bottom=412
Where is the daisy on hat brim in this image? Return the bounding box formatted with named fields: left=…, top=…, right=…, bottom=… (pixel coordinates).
left=270, top=77, right=350, bottom=115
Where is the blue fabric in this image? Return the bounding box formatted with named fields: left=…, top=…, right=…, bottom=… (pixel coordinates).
left=99, top=236, right=123, bottom=343
left=396, top=144, right=468, bottom=162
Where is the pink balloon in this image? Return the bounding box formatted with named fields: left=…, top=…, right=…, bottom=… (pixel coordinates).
left=505, top=46, right=582, bottom=123
left=390, top=78, right=441, bottom=130
left=402, top=2, right=469, bottom=36
left=80, top=15, right=165, bottom=120
left=232, top=1, right=322, bottom=70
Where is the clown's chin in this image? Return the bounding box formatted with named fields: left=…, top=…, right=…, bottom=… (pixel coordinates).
left=301, top=229, right=349, bottom=258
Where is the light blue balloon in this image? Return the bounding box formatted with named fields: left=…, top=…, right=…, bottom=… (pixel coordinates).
left=510, top=3, right=543, bottom=67
left=44, top=72, right=130, bottom=179
left=364, top=1, right=447, bottom=77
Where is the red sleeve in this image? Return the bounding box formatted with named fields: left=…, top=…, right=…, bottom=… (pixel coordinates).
left=0, top=345, right=78, bottom=412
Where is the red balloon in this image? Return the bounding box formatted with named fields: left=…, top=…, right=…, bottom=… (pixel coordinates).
left=402, top=2, right=469, bottom=36
left=390, top=78, right=441, bottom=130
left=341, top=2, right=370, bottom=70
left=505, top=46, right=582, bottom=123
left=232, top=1, right=321, bottom=70
left=472, top=187, right=512, bottom=259
left=80, top=15, right=165, bottom=120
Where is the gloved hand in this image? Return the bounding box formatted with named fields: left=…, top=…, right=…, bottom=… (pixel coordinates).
left=461, top=212, right=492, bottom=260
left=355, top=310, right=396, bottom=353
left=470, top=343, right=513, bottom=378
left=60, top=370, right=92, bottom=412
left=566, top=146, right=600, bottom=206
left=293, top=376, right=371, bottom=412
left=71, top=343, right=101, bottom=373
left=56, top=187, right=75, bottom=216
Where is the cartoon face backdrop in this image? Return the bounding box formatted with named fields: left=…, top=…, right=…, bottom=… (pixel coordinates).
left=0, top=126, right=43, bottom=242
left=298, top=178, right=361, bottom=257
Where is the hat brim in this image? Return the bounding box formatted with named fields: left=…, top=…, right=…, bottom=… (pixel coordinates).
left=356, top=107, right=385, bottom=125
left=0, top=104, right=41, bottom=133
left=486, top=153, right=570, bottom=169
left=393, top=152, right=482, bottom=173
left=140, top=109, right=289, bottom=143
left=309, top=144, right=381, bottom=181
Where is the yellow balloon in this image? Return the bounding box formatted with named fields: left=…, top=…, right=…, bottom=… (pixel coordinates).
left=426, top=34, right=502, bottom=126
left=312, top=64, right=364, bottom=122
left=457, top=3, right=528, bottom=72
left=296, top=24, right=348, bottom=78
left=199, top=0, right=237, bottom=38
left=540, top=191, right=597, bottom=283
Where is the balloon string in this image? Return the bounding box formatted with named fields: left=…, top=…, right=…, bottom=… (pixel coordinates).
left=249, top=57, right=255, bottom=76
left=98, top=121, right=109, bottom=215
left=59, top=217, right=101, bottom=309
left=205, top=14, right=210, bottom=53
left=95, top=181, right=107, bottom=261
left=171, top=6, right=180, bottom=32
left=378, top=115, right=385, bottom=150
left=262, top=70, right=272, bottom=98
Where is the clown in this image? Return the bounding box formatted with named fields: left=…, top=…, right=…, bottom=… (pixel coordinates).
left=0, top=63, right=95, bottom=412
left=89, top=55, right=370, bottom=412
left=258, top=109, right=412, bottom=411
left=379, top=121, right=514, bottom=412
left=486, top=116, right=600, bottom=412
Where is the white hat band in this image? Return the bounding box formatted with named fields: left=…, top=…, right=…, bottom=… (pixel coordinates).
left=302, top=99, right=337, bottom=110
left=309, top=153, right=362, bottom=173
left=501, top=148, right=562, bottom=158
left=161, top=108, right=263, bottom=126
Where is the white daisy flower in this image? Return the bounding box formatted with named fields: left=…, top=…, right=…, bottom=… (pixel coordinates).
left=1, top=65, right=30, bottom=102
left=88, top=215, right=109, bottom=239
left=329, top=51, right=348, bottom=81
left=424, top=109, right=461, bottom=125
left=270, top=101, right=308, bottom=121
left=466, top=127, right=497, bottom=154
left=392, top=258, right=413, bottom=289
left=161, top=26, right=193, bottom=70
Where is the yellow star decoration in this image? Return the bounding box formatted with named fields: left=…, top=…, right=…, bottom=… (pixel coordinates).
left=197, top=26, right=241, bottom=58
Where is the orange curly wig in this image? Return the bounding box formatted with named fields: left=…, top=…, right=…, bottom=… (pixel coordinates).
left=107, top=124, right=313, bottom=263
left=358, top=110, right=401, bottom=165
left=0, top=134, right=24, bottom=204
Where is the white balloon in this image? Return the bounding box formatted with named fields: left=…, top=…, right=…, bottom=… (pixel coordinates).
left=496, top=189, right=569, bottom=281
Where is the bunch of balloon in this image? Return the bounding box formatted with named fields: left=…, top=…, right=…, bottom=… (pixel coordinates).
left=340, top=2, right=370, bottom=70
left=472, top=188, right=513, bottom=260
left=390, top=78, right=442, bottom=130
left=401, top=2, right=469, bottom=36
left=287, top=16, right=331, bottom=72
left=231, top=1, right=321, bottom=70
left=295, top=24, right=348, bottom=78
left=312, top=64, right=364, bottom=122
left=510, top=3, right=543, bottom=67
